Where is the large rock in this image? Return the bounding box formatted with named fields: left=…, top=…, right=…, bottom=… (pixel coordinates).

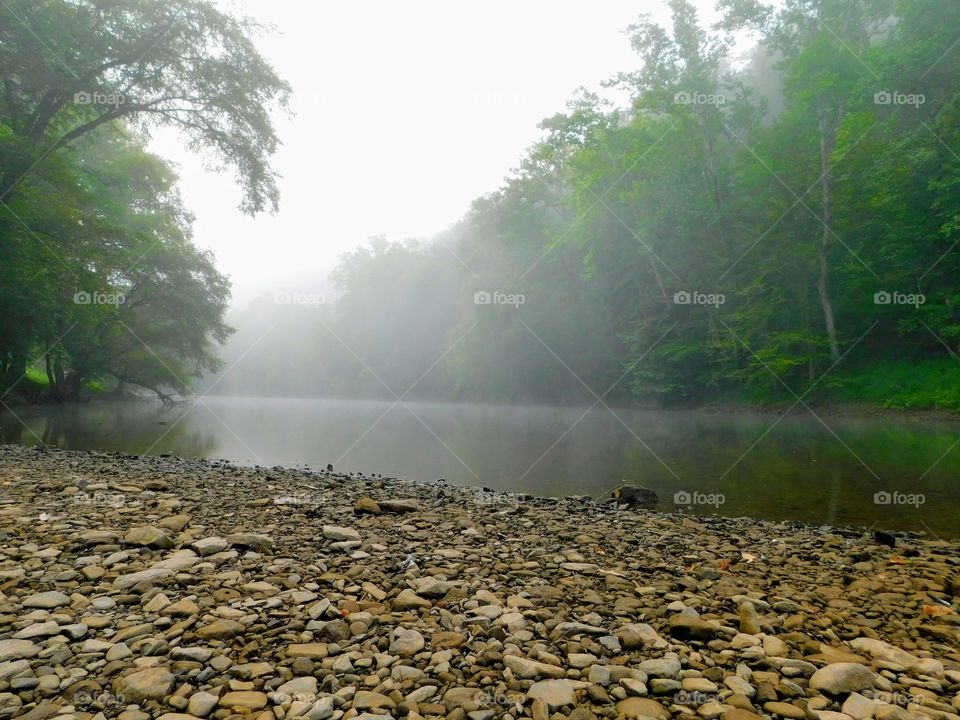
left=527, top=679, right=585, bottom=710
left=389, top=627, right=425, bottom=657
left=219, top=691, right=268, bottom=711
left=669, top=614, right=720, bottom=640
left=610, top=485, right=658, bottom=508
left=353, top=691, right=395, bottom=711
left=809, top=663, right=874, bottom=695
left=617, top=623, right=666, bottom=649
left=22, top=591, right=69, bottom=609
left=113, top=667, right=174, bottom=703
left=394, top=588, right=431, bottom=610
left=0, top=640, right=40, bottom=662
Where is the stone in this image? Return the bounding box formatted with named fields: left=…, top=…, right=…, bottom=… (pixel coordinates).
left=617, top=623, right=666, bottom=648
left=740, top=602, right=761, bottom=634
left=355, top=497, right=380, bottom=514
left=277, top=676, right=318, bottom=697
left=322, top=525, right=361, bottom=542
left=113, top=667, right=175, bottom=703
left=842, top=692, right=877, bottom=720
left=810, top=663, right=874, bottom=695
left=763, top=702, right=806, bottom=719
left=378, top=499, right=421, bottom=513
left=527, top=679, right=581, bottom=710
left=394, top=588, right=431, bottom=610
left=123, top=526, right=175, bottom=548
left=287, top=643, right=329, bottom=658
left=504, top=654, right=566, bottom=679
left=724, top=710, right=765, bottom=720
left=390, top=627, right=425, bottom=656
left=616, top=697, right=671, bottom=719
left=113, top=567, right=172, bottom=589
left=226, top=533, right=273, bottom=553
left=669, top=614, right=720, bottom=640
left=353, top=691, right=396, bottom=710
left=638, top=657, right=682, bottom=679
left=196, top=618, right=245, bottom=640
left=191, top=537, right=228, bottom=556
left=0, top=640, right=40, bottom=662
left=157, top=513, right=191, bottom=531
left=219, top=691, right=269, bottom=711
left=22, top=591, right=70, bottom=608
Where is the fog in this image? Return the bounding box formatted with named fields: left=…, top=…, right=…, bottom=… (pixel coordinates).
left=145, top=0, right=742, bottom=305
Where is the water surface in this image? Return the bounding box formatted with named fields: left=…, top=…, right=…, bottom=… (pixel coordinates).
left=1, top=397, right=956, bottom=536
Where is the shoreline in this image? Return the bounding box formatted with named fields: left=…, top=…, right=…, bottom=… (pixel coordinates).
left=2, top=394, right=959, bottom=424
left=0, top=444, right=957, bottom=720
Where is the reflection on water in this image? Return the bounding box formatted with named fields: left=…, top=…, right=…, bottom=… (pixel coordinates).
left=1, top=397, right=957, bottom=536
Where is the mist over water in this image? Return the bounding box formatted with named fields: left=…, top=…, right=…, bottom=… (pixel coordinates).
left=3, top=398, right=957, bottom=537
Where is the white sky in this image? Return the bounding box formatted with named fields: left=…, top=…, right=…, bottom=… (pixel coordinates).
left=148, top=0, right=725, bottom=304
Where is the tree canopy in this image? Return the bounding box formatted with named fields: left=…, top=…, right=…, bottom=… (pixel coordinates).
left=1, top=0, right=287, bottom=402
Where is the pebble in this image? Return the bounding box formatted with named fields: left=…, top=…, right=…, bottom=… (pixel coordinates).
left=0, top=445, right=955, bottom=720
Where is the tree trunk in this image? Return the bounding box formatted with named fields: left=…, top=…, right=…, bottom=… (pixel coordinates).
left=817, top=110, right=841, bottom=363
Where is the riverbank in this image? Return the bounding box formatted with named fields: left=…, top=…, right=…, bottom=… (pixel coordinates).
left=0, top=444, right=958, bottom=720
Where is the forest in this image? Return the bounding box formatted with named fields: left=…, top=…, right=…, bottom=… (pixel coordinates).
left=214, top=0, right=960, bottom=410
left=3, top=0, right=960, bottom=411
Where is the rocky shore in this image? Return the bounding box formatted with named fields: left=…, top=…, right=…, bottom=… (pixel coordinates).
left=0, top=444, right=957, bottom=720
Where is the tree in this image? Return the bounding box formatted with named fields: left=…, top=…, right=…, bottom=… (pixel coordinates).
left=0, top=0, right=290, bottom=213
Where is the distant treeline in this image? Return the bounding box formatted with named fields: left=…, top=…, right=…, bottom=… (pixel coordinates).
left=216, top=0, right=960, bottom=410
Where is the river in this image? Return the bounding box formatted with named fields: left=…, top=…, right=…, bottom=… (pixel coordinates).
left=1, top=397, right=956, bottom=536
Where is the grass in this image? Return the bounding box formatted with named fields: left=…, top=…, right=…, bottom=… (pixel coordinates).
left=833, top=358, right=960, bottom=410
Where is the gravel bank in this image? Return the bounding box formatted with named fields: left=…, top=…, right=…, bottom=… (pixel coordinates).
left=0, top=444, right=957, bottom=720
